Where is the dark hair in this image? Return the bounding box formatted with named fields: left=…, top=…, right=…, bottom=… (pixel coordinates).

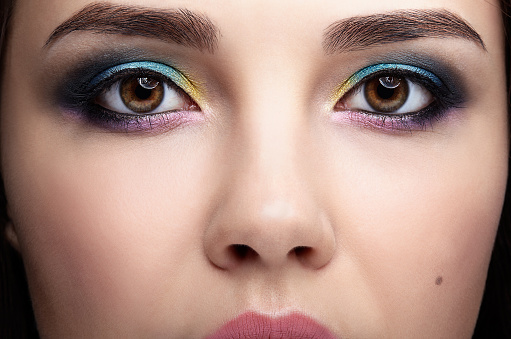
left=472, top=1, right=511, bottom=337
left=1, top=1, right=39, bottom=337
left=1, top=1, right=510, bottom=337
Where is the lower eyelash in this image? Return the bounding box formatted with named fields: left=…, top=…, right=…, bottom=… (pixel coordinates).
left=68, top=103, right=203, bottom=133
left=332, top=102, right=458, bottom=133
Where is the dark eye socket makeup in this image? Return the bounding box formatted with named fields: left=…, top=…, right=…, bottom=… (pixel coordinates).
left=329, top=59, right=468, bottom=132
left=46, top=2, right=485, bottom=134
left=58, top=59, right=203, bottom=132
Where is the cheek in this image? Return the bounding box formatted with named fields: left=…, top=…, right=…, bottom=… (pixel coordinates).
left=356, top=167, right=501, bottom=332
left=319, top=109, right=508, bottom=336
left=0, top=100, right=223, bottom=334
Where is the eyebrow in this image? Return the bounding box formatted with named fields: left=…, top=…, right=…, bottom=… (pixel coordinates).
left=323, top=9, right=485, bottom=53
left=45, top=2, right=220, bottom=52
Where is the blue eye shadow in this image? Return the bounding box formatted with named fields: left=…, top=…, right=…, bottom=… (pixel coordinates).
left=334, top=63, right=443, bottom=100
left=87, top=61, right=200, bottom=100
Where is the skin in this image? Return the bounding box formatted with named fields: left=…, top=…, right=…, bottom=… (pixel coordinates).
left=1, top=0, right=508, bottom=337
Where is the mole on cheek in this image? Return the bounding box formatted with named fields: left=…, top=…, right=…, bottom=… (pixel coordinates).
left=435, top=276, right=443, bottom=285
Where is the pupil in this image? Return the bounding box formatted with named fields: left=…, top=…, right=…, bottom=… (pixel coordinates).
left=134, top=85, right=152, bottom=100
left=376, top=84, right=395, bottom=100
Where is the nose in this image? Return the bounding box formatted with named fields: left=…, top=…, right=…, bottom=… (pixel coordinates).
left=204, top=195, right=335, bottom=270
left=203, top=103, right=336, bottom=271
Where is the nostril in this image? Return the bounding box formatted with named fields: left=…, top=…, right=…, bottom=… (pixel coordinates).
left=229, top=244, right=258, bottom=261
left=291, top=246, right=313, bottom=258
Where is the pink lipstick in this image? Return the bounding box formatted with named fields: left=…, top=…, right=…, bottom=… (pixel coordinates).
left=206, top=312, right=338, bottom=339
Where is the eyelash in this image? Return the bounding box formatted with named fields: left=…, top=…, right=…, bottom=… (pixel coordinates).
left=63, top=62, right=201, bottom=132
left=332, top=64, right=463, bottom=132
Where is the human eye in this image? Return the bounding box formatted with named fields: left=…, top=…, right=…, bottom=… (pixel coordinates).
left=63, top=61, right=202, bottom=132
left=333, top=64, right=462, bottom=131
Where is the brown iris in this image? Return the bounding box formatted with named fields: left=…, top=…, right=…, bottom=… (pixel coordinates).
left=120, top=77, right=164, bottom=113
left=364, top=76, right=408, bottom=113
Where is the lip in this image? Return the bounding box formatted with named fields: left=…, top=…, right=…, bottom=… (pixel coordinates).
left=206, top=312, right=338, bottom=339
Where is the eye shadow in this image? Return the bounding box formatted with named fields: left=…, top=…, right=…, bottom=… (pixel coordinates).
left=366, top=51, right=468, bottom=105
left=88, top=61, right=200, bottom=99
left=335, top=63, right=443, bottom=100
left=55, top=49, right=200, bottom=111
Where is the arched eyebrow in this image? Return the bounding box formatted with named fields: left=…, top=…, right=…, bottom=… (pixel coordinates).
left=323, top=9, right=486, bottom=53
left=45, top=2, right=220, bottom=52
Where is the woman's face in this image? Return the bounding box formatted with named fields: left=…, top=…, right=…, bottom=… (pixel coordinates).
left=1, top=0, right=508, bottom=337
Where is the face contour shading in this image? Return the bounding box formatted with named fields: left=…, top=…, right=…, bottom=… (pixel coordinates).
left=1, top=0, right=508, bottom=337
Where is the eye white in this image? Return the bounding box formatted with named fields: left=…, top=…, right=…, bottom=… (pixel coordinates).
left=343, top=79, right=434, bottom=114
left=96, top=81, right=186, bottom=114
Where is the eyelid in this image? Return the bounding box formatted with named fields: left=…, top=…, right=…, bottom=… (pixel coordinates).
left=88, top=61, right=202, bottom=103
left=331, top=63, right=443, bottom=105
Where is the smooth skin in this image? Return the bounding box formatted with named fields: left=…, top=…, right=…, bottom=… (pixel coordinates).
left=1, top=0, right=508, bottom=337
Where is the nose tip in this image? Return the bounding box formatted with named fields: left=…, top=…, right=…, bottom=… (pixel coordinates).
left=204, top=199, right=336, bottom=271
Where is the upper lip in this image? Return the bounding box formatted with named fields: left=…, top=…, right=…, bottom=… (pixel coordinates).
left=205, top=311, right=338, bottom=339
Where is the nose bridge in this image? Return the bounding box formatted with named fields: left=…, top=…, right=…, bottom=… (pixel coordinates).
left=230, top=64, right=311, bottom=227
left=241, top=94, right=303, bottom=193
left=237, top=58, right=310, bottom=177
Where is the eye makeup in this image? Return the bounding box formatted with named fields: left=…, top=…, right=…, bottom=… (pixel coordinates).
left=331, top=61, right=467, bottom=132
left=57, top=57, right=203, bottom=132
left=88, top=61, right=201, bottom=100
left=332, top=64, right=441, bottom=101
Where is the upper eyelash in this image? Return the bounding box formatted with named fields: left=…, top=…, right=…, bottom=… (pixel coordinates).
left=87, top=61, right=200, bottom=100
left=333, top=63, right=443, bottom=104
